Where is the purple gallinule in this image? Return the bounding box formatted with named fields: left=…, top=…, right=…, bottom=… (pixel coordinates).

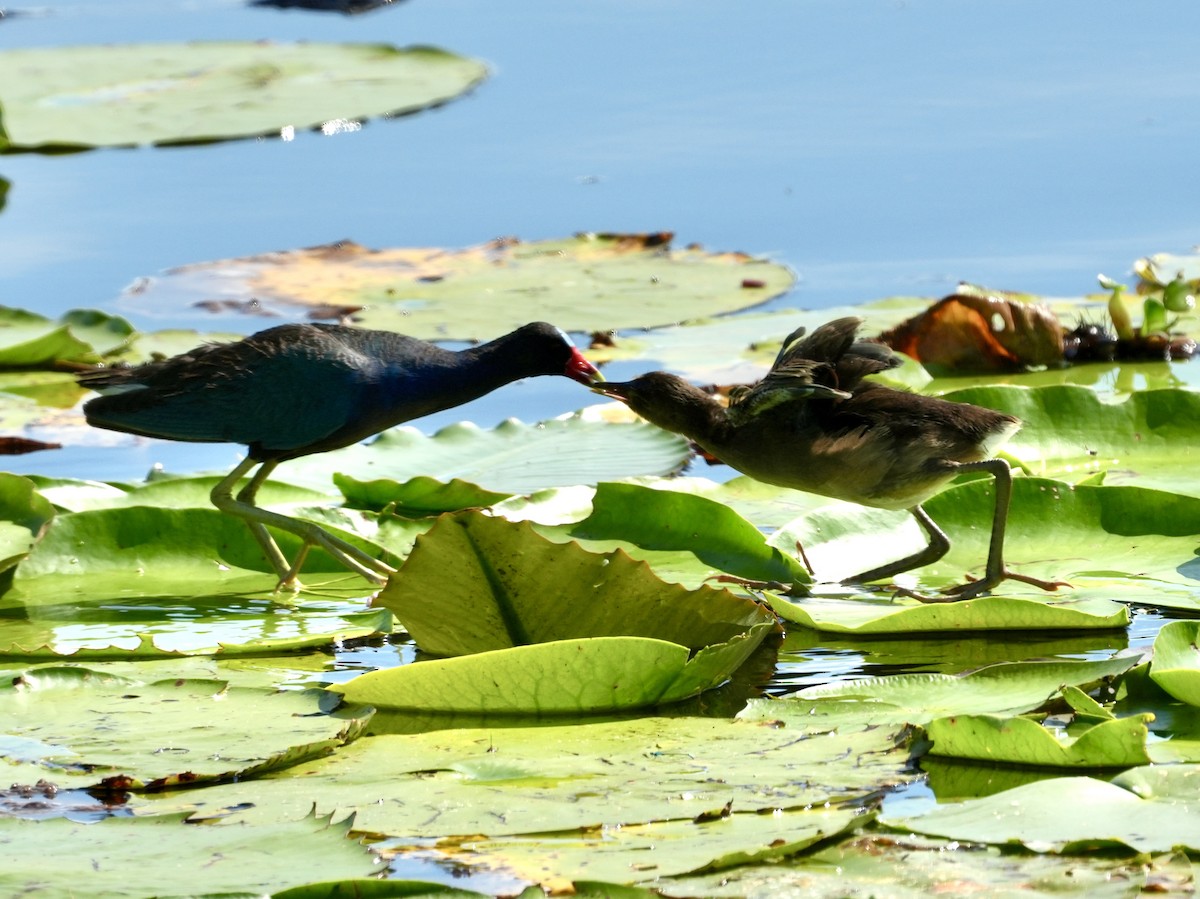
left=79, top=321, right=602, bottom=589
left=596, top=316, right=1065, bottom=601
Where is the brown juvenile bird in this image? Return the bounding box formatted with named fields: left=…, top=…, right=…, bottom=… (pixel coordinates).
left=595, top=316, right=1064, bottom=601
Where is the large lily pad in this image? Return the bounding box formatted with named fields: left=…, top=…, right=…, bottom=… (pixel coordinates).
left=0, top=810, right=381, bottom=896
left=460, top=807, right=865, bottom=890
left=172, top=715, right=916, bottom=839
left=324, top=414, right=691, bottom=500
left=0, top=604, right=391, bottom=659
left=1, top=505, right=394, bottom=605
left=0, top=667, right=371, bottom=790
left=945, top=384, right=1200, bottom=493
left=348, top=511, right=776, bottom=712
left=334, top=635, right=768, bottom=714
left=118, top=234, right=795, bottom=336
left=774, top=477, right=1200, bottom=616
left=882, top=775, right=1200, bottom=854
left=0, top=42, right=487, bottom=150
left=668, top=833, right=1192, bottom=898
left=375, top=511, right=774, bottom=656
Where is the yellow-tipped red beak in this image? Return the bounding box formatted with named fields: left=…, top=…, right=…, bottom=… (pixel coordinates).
left=565, top=348, right=605, bottom=385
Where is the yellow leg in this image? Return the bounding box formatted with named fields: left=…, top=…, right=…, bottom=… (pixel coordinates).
left=210, top=458, right=397, bottom=590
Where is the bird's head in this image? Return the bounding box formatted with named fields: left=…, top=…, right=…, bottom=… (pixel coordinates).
left=594, top=371, right=724, bottom=438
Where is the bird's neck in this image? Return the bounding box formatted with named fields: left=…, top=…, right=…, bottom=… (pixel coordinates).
left=633, top=392, right=733, bottom=447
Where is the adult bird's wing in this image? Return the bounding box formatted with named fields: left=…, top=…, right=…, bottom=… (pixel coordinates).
left=80, top=326, right=375, bottom=455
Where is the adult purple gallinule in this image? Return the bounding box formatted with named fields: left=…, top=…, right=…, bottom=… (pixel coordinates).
left=79, top=321, right=602, bottom=589
left=596, top=316, right=1065, bottom=601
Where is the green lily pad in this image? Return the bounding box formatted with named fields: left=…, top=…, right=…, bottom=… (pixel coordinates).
left=120, top=234, right=795, bottom=337
left=171, top=715, right=916, bottom=839
left=923, top=713, right=1153, bottom=769
left=571, top=481, right=809, bottom=586
left=881, top=775, right=1200, bottom=854
left=0, top=42, right=487, bottom=150
left=774, top=477, right=1200, bottom=616
left=2, top=505, right=394, bottom=606
left=0, top=307, right=133, bottom=366
left=376, top=511, right=774, bottom=655
left=339, top=475, right=511, bottom=516
left=944, top=384, right=1200, bottom=493
left=313, top=415, right=691, bottom=499
left=770, top=593, right=1129, bottom=635
left=668, top=834, right=1193, bottom=898
left=752, top=656, right=1140, bottom=728
left=0, top=810, right=381, bottom=896
left=333, top=634, right=770, bottom=714
left=0, top=473, right=53, bottom=572
left=1149, top=620, right=1200, bottom=706
left=0, top=605, right=391, bottom=659
left=353, top=511, right=776, bottom=712
left=462, top=806, right=865, bottom=889
left=0, top=667, right=371, bottom=790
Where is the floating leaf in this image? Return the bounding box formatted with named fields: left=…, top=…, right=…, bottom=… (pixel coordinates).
left=1149, top=620, right=1200, bottom=706
left=882, top=776, right=1200, bottom=854
left=755, top=656, right=1140, bottom=728
left=176, top=716, right=916, bottom=839
left=879, top=290, right=1065, bottom=372
left=0, top=605, right=391, bottom=659
left=324, top=415, right=690, bottom=501
left=376, top=511, right=774, bottom=656
left=923, top=713, right=1153, bottom=769
left=0, top=810, right=380, bottom=895
left=3, top=505, right=394, bottom=606
left=119, top=234, right=795, bottom=336
left=351, top=511, right=777, bottom=711
left=333, top=634, right=773, bottom=713
left=0, top=668, right=371, bottom=790
left=0, top=307, right=133, bottom=366
left=0, top=42, right=487, bottom=150
left=463, top=807, right=865, bottom=890
left=0, top=473, right=53, bottom=572
left=571, top=481, right=809, bottom=587
left=774, top=477, right=1200, bottom=618
left=339, top=474, right=510, bottom=515
left=769, top=593, right=1128, bottom=635
left=944, top=384, right=1200, bottom=493
left=670, top=833, right=1191, bottom=898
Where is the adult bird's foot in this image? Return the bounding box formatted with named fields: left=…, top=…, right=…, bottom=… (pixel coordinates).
left=891, top=570, right=1072, bottom=604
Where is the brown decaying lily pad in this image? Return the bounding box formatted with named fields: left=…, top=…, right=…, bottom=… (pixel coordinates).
left=878, top=287, right=1195, bottom=372
left=879, top=290, right=1064, bottom=373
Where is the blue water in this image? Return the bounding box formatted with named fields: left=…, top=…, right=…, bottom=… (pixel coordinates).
left=2, top=0, right=1199, bottom=482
